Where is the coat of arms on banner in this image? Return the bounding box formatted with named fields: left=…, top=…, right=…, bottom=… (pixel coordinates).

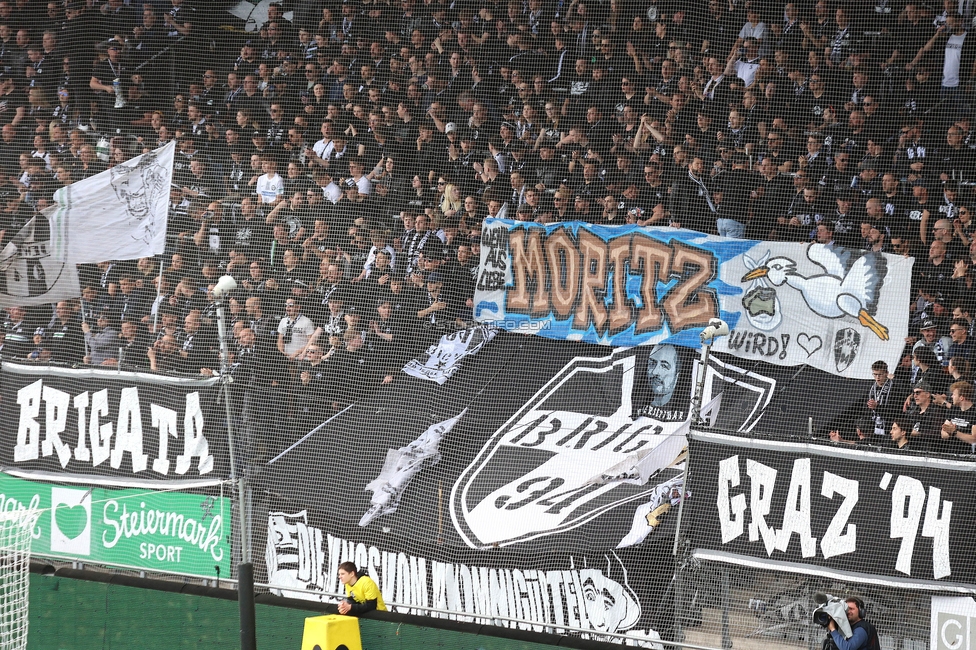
left=0, top=217, right=79, bottom=307
left=450, top=348, right=778, bottom=548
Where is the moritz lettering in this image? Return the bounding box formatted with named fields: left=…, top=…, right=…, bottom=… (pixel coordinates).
left=505, top=227, right=718, bottom=336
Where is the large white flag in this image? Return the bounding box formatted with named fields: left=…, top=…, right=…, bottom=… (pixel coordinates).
left=0, top=217, right=80, bottom=308
left=48, top=141, right=174, bottom=264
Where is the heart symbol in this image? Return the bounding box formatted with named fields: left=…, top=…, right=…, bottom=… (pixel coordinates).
left=54, top=504, right=88, bottom=540
left=797, top=334, right=823, bottom=357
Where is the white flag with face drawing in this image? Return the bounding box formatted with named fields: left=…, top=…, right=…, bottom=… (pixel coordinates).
left=46, top=141, right=175, bottom=264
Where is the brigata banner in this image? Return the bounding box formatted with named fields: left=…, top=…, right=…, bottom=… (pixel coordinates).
left=0, top=471, right=229, bottom=578
left=0, top=363, right=228, bottom=481
left=685, top=431, right=976, bottom=591
left=474, top=220, right=912, bottom=378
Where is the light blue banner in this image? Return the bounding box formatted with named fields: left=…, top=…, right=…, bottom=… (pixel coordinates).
left=474, top=220, right=913, bottom=378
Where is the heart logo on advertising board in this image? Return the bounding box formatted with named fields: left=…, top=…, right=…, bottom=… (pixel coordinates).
left=50, top=487, right=91, bottom=556
left=54, top=504, right=88, bottom=540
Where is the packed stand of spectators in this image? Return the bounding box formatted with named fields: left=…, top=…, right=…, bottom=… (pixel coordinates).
left=2, top=0, right=976, bottom=456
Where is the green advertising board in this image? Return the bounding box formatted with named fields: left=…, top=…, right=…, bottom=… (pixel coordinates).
left=0, top=472, right=230, bottom=578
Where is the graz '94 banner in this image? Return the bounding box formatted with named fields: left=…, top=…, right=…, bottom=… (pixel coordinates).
left=0, top=363, right=228, bottom=482
left=685, top=431, right=976, bottom=591
left=474, top=220, right=913, bottom=378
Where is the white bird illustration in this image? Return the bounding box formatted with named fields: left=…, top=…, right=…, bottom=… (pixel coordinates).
left=740, top=244, right=890, bottom=340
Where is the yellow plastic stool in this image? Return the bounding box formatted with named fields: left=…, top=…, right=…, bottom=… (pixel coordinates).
left=300, top=614, right=363, bottom=650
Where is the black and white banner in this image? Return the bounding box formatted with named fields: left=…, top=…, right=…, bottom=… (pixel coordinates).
left=402, top=324, right=498, bottom=384
left=685, top=431, right=976, bottom=590
left=0, top=362, right=229, bottom=482
left=258, top=331, right=878, bottom=639
left=266, top=508, right=670, bottom=645
left=0, top=216, right=81, bottom=308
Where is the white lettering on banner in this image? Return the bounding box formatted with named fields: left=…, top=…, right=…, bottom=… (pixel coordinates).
left=774, top=458, right=816, bottom=557
left=13, top=379, right=214, bottom=475
left=176, top=392, right=212, bottom=475
left=101, top=499, right=224, bottom=562
left=110, top=387, right=147, bottom=472
left=40, top=386, right=70, bottom=466
left=0, top=493, right=41, bottom=539
left=150, top=404, right=178, bottom=474
left=717, top=456, right=745, bottom=543
left=746, top=459, right=777, bottom=555
left=717, top=457, right=952, bottom=578
left=881, top=473, right=952, bottom=580
left=820, top=472, right=858, bottom=559
left=140, top=543, right=182, bottom=563
left=266, top=511, right=661, bottom=645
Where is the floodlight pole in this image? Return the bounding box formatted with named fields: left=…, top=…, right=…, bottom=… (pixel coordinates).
left=690, top=320, right=730, bottom=426
left=215, top=296, right=256, bottom=650
left=674, top=320, right=729, bottom=559
left=689, top=341, right=715, bottom=427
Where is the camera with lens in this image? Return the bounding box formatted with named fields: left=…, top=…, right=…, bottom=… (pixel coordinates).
left=812, top=593, right=852, bottom=638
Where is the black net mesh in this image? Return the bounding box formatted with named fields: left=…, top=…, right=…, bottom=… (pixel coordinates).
left=1, top=0, right=975, bottom=647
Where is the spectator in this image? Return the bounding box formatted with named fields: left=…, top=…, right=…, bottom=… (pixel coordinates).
left=147, top=333, right=180, bottom=373
left=38, top=301, right=84, bottom=364
left=178, top=309, right=215, bottom=374
left=941, top=380, right=976, bottom=452
left=295, top=343, right=330, bottom=429
left=948, top=318, right=975, bottom=362
left=885, top=416, right=914, bottom=451
left=82, top=311, right=119, bottom=366
left=277, top=298, right=319, bottom=362
left=907, top=378, right=944, bottom=452
left=255, top=155, right=284, bottom=205
left=4, top=306, right=32, bottom=358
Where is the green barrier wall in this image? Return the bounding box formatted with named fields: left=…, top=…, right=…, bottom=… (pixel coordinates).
left=28, top=573, right=563, bottom=650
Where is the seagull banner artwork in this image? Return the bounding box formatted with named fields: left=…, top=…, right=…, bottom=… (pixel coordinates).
left=474, top=220, right=913, bottom=378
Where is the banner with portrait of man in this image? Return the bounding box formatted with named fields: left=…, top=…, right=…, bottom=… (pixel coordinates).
left=46, top=141, right=174, bottom=264
left=630, top=343, right=697, bottom=422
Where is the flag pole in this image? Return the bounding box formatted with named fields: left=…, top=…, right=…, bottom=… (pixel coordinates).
left=152, top=256, right=163, bottom=334
left=80, top=298, right=90, bottom=362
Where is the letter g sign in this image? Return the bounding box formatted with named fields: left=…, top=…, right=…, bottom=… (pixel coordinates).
left=937, top=612, right=971, bottom=650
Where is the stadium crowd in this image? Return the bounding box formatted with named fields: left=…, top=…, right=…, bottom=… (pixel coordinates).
left=1, top=0, right=975, bottom=456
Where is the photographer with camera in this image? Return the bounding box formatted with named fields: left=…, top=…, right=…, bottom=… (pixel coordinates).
left=824, top=597, right=880, bottom=650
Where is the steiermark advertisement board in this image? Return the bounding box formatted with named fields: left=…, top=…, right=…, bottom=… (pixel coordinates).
left=0, top=472, right=229, bottom=578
